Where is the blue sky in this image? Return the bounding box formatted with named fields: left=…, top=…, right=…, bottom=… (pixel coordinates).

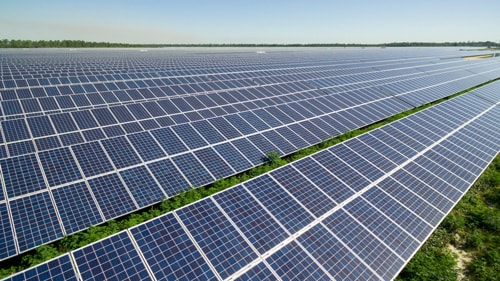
left=1, top=0, right=499, bottom=44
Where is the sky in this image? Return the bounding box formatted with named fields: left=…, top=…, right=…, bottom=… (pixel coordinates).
left=1, top=0, right=499, bottom=44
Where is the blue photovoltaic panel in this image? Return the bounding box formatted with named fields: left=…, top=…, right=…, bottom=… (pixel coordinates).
left=101, top=136, right=142, bottom=169
left=10, top=192, right=63, bottom=252
left=323, top=210, right=404, bottom=280
left=151, top=127, right=188, bottom=155
left=233, top=262, right=278, bottom=281
left=297, top=223, right=379, bottom=280
left=212, top=142, right=253, bottom=173
left=87, top=174, right=137, bottom=220
left=391, top=169, right=454, bottom=213
left=224, top=114, right=257, bottom=135
left=71, top=110, right=99, bottom=129
left=1, top=154, right=45, bottom=198
left=361, top=186, right=433, bottom=242
left=5, top=254, right=78, bottom=281
left=376, top=177, right=445, bottom=226
left=127, top=132, right=166, bottom=162
left=343, top=197, right=420, bottom=260
left=191, top=120, right=226, bottom=144
left=130, top=213, right=217, bottom=281
left=313, top=150, right=371, bottom=192
left=0, top=203, right=16, bottom=260
left=73, top=232, right=153, bottom=281
left=177, top=198, right=258, bottom=279
left=329, top=143, right=385, bottom=181
left=262, top=130, right=296, bottom=155
left=7, top=141, right=35, bottom=157
left=71, top=142, right=114, bottom=177
left=193, top=147, right=234, bottom=180
left=172, top=153, right=214, bottom=188
left=231, top=138, right=266, bottom=165
left=2, top=119, right=31, bottom=143
left=172, top=123, right=209, bottom=150
left=120, top=166, right=165, bottom=208
left=52, top=182, right=103, bottom=235
left=50, top=113, right=78, bottom=134
left=1, top=48, right=499, bottom=273
left=343, top=138, right=397, bottom=173
left=26, top=116, right=55, bottom=138
left=357, top=132, right=409, bottom=165
left=271, top=165, right=336, bottom=218
left=247, top=134, right=282, bottom=156
left=287, top=123, right=321, bottom=145
left=403, top=161, right=463, bottom=202
left=38, top=148, right=82, bottom=187
left=266, top=241, right=330, bottom=281
left=214, top=185, right=289, bottom=254
left=245, top=174, right=315, bottom=233
left=292, top=157, right=355, bottom=203
left=148, top=159, right=189, bottom=197
left=238, top=111, right=271, bottom=131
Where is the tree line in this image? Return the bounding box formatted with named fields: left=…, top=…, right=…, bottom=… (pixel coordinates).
left=0, top=39, right=498, bottom=48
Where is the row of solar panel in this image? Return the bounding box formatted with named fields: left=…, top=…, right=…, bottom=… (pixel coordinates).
left=1, top=64, right=497, bottom=158
left=4, top=85, right=497, bottom=281
left=0, top=58, right=495, bottom=108
left=0, top=52, right=442, bottom=83
left=0, top=64, right=499, bottom=261
left=2, top=47, right=493, bottom=83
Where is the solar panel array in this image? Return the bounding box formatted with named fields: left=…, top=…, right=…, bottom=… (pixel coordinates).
left=5, top=79, right=498, bottom=281
left=1, top=48, right=499, bottom=261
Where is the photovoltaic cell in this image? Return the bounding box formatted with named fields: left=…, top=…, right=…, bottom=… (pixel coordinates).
left=214, top=185, right=289, bottom=254
left=2, top=119, right=31, bottom=142
left=72, top=142, right=114, bottom=177
left=148, top=159, right=189, bottom=197
left=343, top=197, right=420, bottom=260
left=52, top=182, right=103, bottom=235
left=10, top=192, right=63, bottom=252
left=323, top=210, right=404, bottom=280
left=151, top=127, right=188, bottom=155
left=73, top=232, right=152, bottom=281
left=271, top=165, right=336, bottom=218
left=193, top=147, right=234, bottom=180
left=101, top=136, right=142, bottom=169
left=87, top=174, right=137, bottom=220
left=266, top=241, right=330, bottom=281
left=245, top=174, right=315, bottom=233
left=177, top=198, right=258, bottom=279
left=313, top=150, right=370, bottom=192
left=127, top=132, right=166, bottom=162
left=130, top=213, right=217, bottom=281
left=4, top=254, right=78, bottom=281
left=120, top=166, right=165, bottom=208
left=233, top=262, right=277, bottom=281
left=376, top=177, right=444, bottom=226
left=26, top=116, right=55, bottom=138
left=191, top=120, right=226, bottom=144
left=172, top=153, right=214, bottom=188
left=297, top=223, right=378, bottom=280
left=1, top=154, right=46, bottom=198
left=38, top=148, right=82, bottom=187
left=0, top=203, right=16, bottom=260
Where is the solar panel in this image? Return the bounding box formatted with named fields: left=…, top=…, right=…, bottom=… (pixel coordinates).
left=1, top=48, right=499, bottom=264
left=9, top=82, right=498, bottom=280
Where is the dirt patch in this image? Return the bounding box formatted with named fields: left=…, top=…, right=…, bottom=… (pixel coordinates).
left=448, top=244, right=472, bottom=280
left=463, top=54, right=494, bottom=60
